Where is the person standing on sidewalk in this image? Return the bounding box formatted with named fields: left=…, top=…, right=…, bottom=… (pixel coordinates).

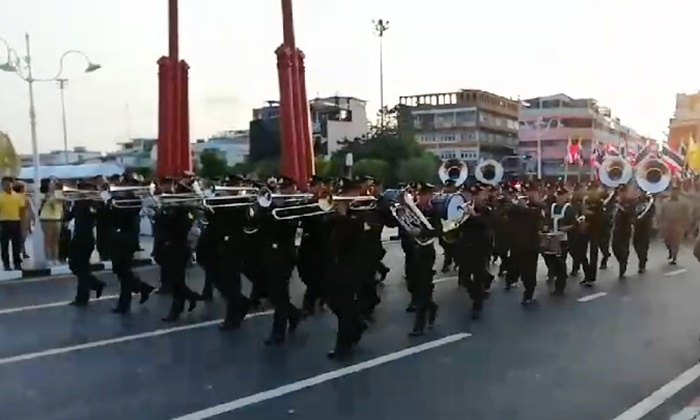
left=0, top=176, right=25, bottom=270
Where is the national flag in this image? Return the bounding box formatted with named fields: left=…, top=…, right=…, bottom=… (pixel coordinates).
left=661, top=142, right=685, bottom=173
left=565, top=136, right=583, bottom=166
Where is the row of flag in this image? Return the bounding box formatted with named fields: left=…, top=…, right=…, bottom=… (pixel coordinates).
left=564, top=134, right=700, bottom=176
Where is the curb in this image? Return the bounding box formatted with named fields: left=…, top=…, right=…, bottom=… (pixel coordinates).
left=0, top=258, right=155, bottom=282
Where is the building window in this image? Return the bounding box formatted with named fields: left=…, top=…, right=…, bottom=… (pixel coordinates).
left=455, top=110, right=477, bottom=126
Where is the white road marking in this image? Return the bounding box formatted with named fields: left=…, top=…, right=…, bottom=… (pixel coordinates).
left=0, top=265, right=156, bottom=286
left=0, top=310, right=273, bottom=366
left=665, top=269, right=688, bottom=276
left=171, top=333, right=471, bottom=420
left=0, top=295, right=119, bottom=315
left=433, top=276, right=457, bottom=284
left=577, top=292, right=607, bottom=302
left=612, top=361, right=700, bottom=420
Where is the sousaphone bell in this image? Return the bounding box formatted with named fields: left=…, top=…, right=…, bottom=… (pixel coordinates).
left=598, top=156, right=633, bottom=188
left=475, top=159, right=504, bottom=186
left=438, top=159, right=468, bottom=186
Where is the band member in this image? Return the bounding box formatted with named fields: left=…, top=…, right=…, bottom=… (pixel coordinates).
left=159, top=177, right=203, bottom=322
left=611, top=184, right=636, bottom=278
left=408, top=182, right=439, bottom=336
left=439, top=179, right=459, bottom=272
left=633, top=189, right=655, bottom=273
left=506, top=181, right=545, bottom=304
left=109, top=176, right=155, bottom=314
left=326, top=177, right=369, bottom=358
left=580, top=181, right=606, bottom=287
left=355, top=177, right=383, bottom=321
left=492, top=183, right=514, bottom=277
left=298, top=175, right=331, bottom=316
left=252, top=176, right=302, bottom=345
left=598, top=186, right=616, bottom=269
left=545, top=185, right=575, bottom=295
left=659, top=184, right=690, bottom=265
left=568, top=183, right=588, bottom=276
left=65, top=180, right=105, bottom=306
left=455, top=182, right=492, bottom=319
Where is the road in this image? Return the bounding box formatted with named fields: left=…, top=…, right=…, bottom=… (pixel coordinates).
left=1, top=240, right=700, bottom=420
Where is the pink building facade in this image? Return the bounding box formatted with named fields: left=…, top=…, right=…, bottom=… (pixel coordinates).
left=518, top=94, right=646, bottom=177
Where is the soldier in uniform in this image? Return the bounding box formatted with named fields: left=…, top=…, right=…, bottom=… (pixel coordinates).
left=544, top=184, right=575, bottom=296
left=439, top=179, right=459, bottom=273
left=633, top=187, right=655, bottom=273
left=659, top=184, right=690, bottom=265
left=611, top=184, right=636, bottom=278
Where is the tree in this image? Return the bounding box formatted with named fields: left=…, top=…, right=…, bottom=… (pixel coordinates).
left=352, top=158, right=390, bottom=181
left=396, top=155, right=441, bottom=184
left=197, top=150, right=228, bottom=179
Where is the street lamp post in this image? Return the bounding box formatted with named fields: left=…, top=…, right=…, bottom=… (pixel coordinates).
left=0, top=33, right=100, bottom=269
left=57, top=78, right=70, bottom=163
left=529, top=116, right=560, bottom=179
left=373, top=19, right=389, bottom=129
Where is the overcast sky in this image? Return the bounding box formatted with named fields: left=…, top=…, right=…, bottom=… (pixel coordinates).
left=0, top=0, right=697, bottom=155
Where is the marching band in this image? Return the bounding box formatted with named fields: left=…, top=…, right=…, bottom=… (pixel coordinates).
left=21, top=153, right=698, bottom=359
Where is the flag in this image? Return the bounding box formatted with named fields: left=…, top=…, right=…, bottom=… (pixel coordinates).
left=590, top=140, right=606, bottom=167
left=565, top=136, right=583, bottom=166
left=687, top=134, right=700, bottom=172
left=635, top=139, right=658, bottom=165
left=661, top=142, right=684, bottom=173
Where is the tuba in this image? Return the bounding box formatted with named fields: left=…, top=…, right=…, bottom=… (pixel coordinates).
left=599, top=156, right=633, bottom=188
left=438, top=159, right=468, bottom=187
left=389, top=190, right=436, bottom=246
left=474, top=159, right=504, bottom=186
left=635, top=157, right=671, bottom=194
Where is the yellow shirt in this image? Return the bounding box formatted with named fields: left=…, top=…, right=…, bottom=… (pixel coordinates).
left=39, top=196, right=64, bottom=221
left=0, top=191, right=25, bottom=222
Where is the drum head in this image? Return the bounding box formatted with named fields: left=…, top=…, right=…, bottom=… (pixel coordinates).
left=445, top=194, right=466, bottom=221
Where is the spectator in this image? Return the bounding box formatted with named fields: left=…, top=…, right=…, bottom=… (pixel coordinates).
left=38, top=178, right=64, bottom=265
left=12, top=182, right=33, bottom=259
left=0, top=176, right=25, bottom=270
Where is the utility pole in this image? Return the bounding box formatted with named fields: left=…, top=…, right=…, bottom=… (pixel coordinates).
left=373, top=19, right=389, bottom=129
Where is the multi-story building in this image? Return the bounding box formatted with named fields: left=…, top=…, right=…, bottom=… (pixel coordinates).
left=519, top=93, right=646, bottom=177
left=398, top=89, right=519, bottom=167
left=192, top=130, right=249, bottom=166
left=668, top=91, right=700, bottom=151
left=20, top=146, right=103, bottom=166
left=249, top=96, right=370, bottom=160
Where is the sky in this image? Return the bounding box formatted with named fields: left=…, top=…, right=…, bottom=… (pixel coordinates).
left=0, top=0, right=698, bottom=155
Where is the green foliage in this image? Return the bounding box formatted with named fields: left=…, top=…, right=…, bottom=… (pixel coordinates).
left=352, top=158, right=390, bottom=181
left=197, top=150, right=228, bottom=179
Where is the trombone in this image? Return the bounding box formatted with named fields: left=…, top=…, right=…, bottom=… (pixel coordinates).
left=202, top=186, right=260, bottom=209
left=107, top=184, right=156, bottom=209
left=58, top=186, right=106, bottom=202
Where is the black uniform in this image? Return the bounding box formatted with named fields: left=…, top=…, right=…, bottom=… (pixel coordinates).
left=298, top=213, right=332, bottom=315
left=506, top=199, right=544, bottom=303
left=66, top=198, right=105, bottom=305
left=633, top=195, right=655, bottom=273
left=456, top=202, right=492, bottom=318
left=611, top=197, right=635, bottom=278
left=545, top=200, right=576, bottom=294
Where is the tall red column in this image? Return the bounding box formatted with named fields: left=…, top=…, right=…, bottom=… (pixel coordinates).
left=157, top=0, right=191, bottom=178
left=277, top=0, right=313, bottom=184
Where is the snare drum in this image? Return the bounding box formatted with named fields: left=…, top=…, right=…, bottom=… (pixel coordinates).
left=539, top=231, right=565, bottom=255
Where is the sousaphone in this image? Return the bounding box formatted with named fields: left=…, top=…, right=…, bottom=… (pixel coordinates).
left=438, top=159, right=468, bottom=186
left=475, top=159, right=504, bottom=185
left=598, top=156, right=633, bottom=188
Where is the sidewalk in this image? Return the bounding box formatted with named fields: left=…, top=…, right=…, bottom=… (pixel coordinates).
left=0, top=227, right=400, bottom=282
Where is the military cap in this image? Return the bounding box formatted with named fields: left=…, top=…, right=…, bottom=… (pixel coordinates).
left=555, top=185, right=569, bottom=195
left=522, top=180, right=539, bottom=192
left=337, top=177, right=362, bottom=192
left=443, top=179, right=457, bottom=186
left=309, top=174, right=326, bottom=186
left=278, top=175, right=296, bottom=188
left=469, top=183, right=484, bottom=194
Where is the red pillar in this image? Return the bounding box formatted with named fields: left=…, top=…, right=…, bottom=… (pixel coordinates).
left=157, top=56, right=175, bottom=178
left=294, top=49, right=314, bottom=177
left=177, top=60, right=192, bottom=173
left=278, top=0, right=313, bottom=184
left=157, top=0, right=190, bottom=178
left=276, top=45, right=301, bottom=182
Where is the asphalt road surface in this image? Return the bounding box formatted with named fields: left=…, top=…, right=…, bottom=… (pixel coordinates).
left=1, top=240, right=700, bottom=420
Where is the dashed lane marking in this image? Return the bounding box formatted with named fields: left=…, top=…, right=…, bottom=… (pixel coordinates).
left=665, top=269, right=688, bottom=276
left=577, top=292, right=607, bottom=302
left=0, top=310, right=273, bottom=366
left=612, top=362, right=700, bottom=420
left=171, top=333, right=472, bottom=419
left=0, top=295, right=119, bottom=315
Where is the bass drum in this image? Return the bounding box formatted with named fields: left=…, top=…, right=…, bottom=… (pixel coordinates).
left=431, top=193, right=466, bottom=222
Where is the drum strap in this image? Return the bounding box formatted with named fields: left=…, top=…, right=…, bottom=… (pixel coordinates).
left=550, top=203, right=571, bottom=234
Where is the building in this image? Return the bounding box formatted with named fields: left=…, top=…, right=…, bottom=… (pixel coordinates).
left=191, top=130, right=249, bottom=166
left=107, top=138, right=158, bottom=168
left=249, top=96, right=370, bottom=160
left=20, top=146, right=103, bottom=166
left=668, top=91, right=700, bottom=152
left=398, top=89, right=519, bottom=167
left=519, top=93, right=646, bottom=177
